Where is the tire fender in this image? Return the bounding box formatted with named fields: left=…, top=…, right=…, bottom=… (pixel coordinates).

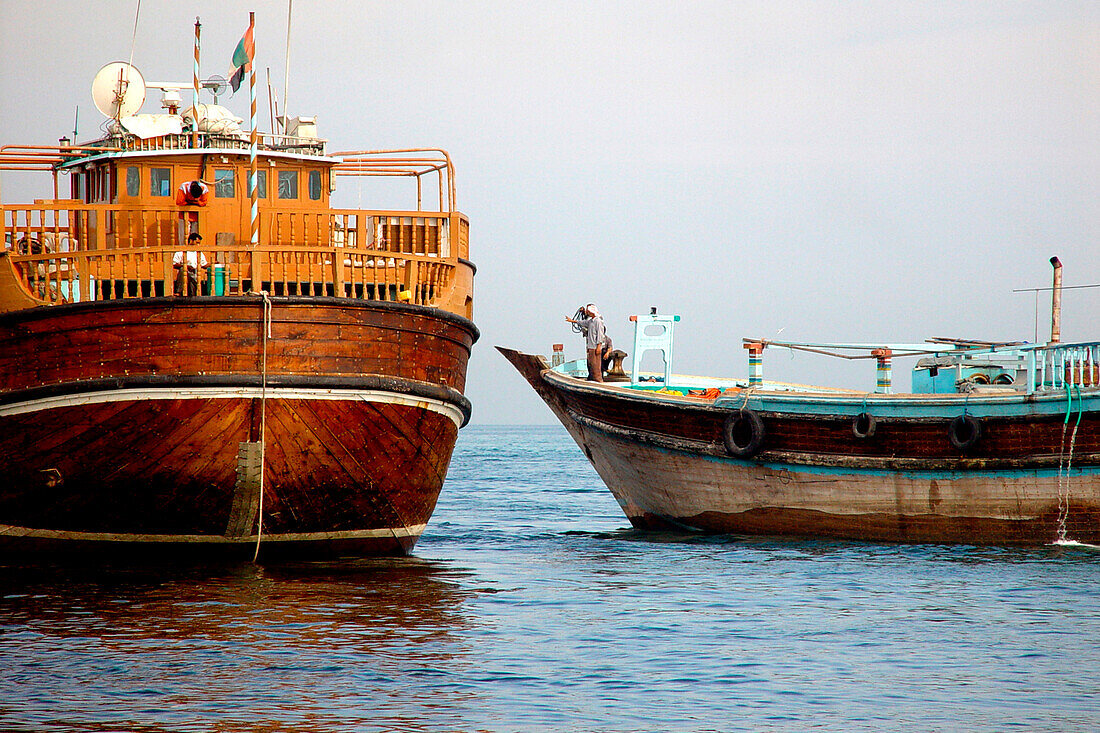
left=723, top=410, right=765, bottom=458
left=852, top=412, right=877, bottom=439
left=948, top=414, right=982, bottom=451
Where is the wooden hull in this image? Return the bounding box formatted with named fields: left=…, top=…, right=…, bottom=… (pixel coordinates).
left=499, top=347, right=1100, bottom=546
left=0, top=298, right=477, bottom=559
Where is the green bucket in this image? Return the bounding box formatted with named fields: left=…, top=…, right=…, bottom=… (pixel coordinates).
left=208, top=264, right=229, bottom=295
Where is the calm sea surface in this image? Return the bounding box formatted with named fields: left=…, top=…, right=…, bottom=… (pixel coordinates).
left=2, top=424, right=1099, bottom=732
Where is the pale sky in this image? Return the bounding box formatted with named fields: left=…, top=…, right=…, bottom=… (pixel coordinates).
left=2, top=1, right=1098, bottom=424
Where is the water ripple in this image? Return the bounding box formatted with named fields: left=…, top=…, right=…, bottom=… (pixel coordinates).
left=2, top=425, right=1100, bottom=731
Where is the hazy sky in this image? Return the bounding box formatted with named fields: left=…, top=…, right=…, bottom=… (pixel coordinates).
left=2, top=1, right=1098, bottom=424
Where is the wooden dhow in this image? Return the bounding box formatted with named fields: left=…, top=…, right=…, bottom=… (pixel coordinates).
left=0, top=21, right=476, bottom=559
left=502, top=261, right=1099, bottom=546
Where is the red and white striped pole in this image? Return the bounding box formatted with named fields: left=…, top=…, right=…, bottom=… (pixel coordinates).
left=249, top=12, right=258, bottom=247
left=192, top=17, right=201, bottom=148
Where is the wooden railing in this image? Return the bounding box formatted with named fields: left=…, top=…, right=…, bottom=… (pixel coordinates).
left=11, top=246, right=454, bottom=305
left=1, top=204, right=465, bottom=309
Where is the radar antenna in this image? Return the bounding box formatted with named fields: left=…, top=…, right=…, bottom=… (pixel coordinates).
left=91, top=62, right=146, bottom=119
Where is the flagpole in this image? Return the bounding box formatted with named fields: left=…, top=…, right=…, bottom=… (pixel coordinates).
left=249, top=12, right=258, bottom=248
left=282, top=0, right=292, bottom=133
left=192, top=17, right=201, bottom=148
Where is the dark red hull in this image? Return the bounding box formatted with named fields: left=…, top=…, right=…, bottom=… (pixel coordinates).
left=0, top=297, right=477, bottom=558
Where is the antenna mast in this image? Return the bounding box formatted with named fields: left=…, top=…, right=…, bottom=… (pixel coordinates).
left=282, top=0, right=293, bottom=132
left=266, top=67, right=276, bottom=133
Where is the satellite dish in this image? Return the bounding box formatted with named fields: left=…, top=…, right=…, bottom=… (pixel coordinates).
left=202, top=75, right=227, bottom=95
left=201, top=75, right=228, bottom=104
left=91, top=62, right=146, bottom=118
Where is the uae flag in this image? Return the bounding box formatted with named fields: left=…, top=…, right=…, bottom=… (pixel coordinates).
left=228, top=20, right=255, bottom=92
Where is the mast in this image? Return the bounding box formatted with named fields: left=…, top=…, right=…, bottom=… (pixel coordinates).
left=249, top=12, right=259, bottom=247
left=192, top=17, right=201, bottom=148
left=282, top=0, right=293, bottom=132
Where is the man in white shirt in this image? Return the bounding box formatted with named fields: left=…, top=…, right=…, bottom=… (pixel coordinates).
left=173, top=232, right=209, bottom=296
left=565, top=303, right=612, bottom=382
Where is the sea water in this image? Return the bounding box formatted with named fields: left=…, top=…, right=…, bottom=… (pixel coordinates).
left=2, top=424, right=1099, bottom=732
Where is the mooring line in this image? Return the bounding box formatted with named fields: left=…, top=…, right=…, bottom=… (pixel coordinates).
left=253, top=291, right=272, bottom=562
left=1055, top=383, right=1084, bottom=544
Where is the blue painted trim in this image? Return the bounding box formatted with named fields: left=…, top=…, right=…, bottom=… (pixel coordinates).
left=713, top=390, right=1100, bottom=419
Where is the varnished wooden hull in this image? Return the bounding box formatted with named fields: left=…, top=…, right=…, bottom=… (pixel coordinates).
left=0, top=298, right=477, bottom=559
left=500, top=347, right=1100, bottom=546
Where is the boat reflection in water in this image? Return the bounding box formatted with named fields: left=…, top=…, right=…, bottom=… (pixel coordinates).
left=1, top=559, right=479, bottom=728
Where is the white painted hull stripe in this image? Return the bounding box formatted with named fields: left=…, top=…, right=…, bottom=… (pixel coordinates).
left=0, top=387, right=464, bottom=428
left=0, top=523, right=428, bottom=544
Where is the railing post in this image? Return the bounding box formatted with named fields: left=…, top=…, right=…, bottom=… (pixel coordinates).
left=94, top=207, right=107, bottom=251
left=332, top=243, right=344, bottom=298
left=250, top=249, right=260, bottom=293
left=355, top=213, right=368, bottom=251
left=873, top=348, right=893, bottom=394
left=1027, top=349, right=1037, bottom=394
left=402, top=259, right=417, bottom=303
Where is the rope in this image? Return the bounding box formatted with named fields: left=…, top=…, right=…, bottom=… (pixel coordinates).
left=252, top=291, right=272, bottom=562
left=127, top=0, right=142, bottom=75
left=738, top=384, right=757, bottom=412
left=1055, top=383, right=1084, bottom=543
left=766, top=342, right=938, bottom=361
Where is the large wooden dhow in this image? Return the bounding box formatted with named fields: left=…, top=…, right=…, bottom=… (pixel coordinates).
left=0, top=47, right=476, bottom=558
left=502, top=261, right=1100, bottom=545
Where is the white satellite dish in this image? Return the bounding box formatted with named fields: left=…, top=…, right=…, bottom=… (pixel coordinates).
left=91, top=62, right=146, bottom=118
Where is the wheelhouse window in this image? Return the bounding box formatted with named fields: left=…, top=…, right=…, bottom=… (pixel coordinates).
left=125, top=167, right=140, bottom=197
left=71, top=172, right=85, bottom=200
left=214, top=169, right=236, bottom=198
left=150, top=168, right=172, bottom=197
left=308, top=170, right=322, bottom=200
left=278, top=170, right=298, bottom=199
left=253, top=169, right=267, bottom=198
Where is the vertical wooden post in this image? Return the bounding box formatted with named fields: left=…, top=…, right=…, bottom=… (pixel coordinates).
left=873, top=348, right=893, bottom=394
left=745, top=341, right=764, bottom=386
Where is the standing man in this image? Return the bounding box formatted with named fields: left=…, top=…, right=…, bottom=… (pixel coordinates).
left=566, top=303, right=612, bottom=382
left=173, top=233, right=210, bottom=296
left=175, top=179, right=210, bottom=241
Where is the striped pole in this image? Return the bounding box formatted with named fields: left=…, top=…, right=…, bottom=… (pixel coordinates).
left=192, top=17, right=200, bottom=148
left=873, top=348, right=893, bottom=394
left=249, top=12, right=258, bottom=247
left=745, top=341, right=764, bottom=386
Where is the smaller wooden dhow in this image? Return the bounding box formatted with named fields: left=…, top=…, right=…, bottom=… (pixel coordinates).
left=501, top=259, right=1100, bottom=545
left=0, top=17, right=477, bottom=559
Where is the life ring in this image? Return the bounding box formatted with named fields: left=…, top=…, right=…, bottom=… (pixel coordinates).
left=948, top=414, right=982, bottom=451
left=724, top=410, right=765, bottom=458
left=851, top=412, right=877, bottom=439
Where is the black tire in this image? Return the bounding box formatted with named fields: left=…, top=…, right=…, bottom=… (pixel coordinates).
left=948, top=414, right=982, bottom=451
left=852, top=412, right=877, bottom=439
left=724, top=410, right=765, bottom=458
